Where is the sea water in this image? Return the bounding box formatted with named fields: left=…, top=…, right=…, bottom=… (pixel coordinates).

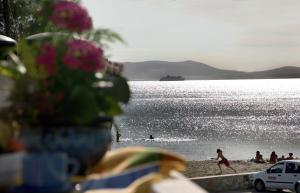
left=112, top=79, right=300, bottom=161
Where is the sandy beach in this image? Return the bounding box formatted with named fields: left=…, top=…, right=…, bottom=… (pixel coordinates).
left=183, top=160, right=273, bottom=178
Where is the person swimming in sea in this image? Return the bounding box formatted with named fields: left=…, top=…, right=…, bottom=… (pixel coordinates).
left=215, top=149, right=236, bottom=174
left=149, top=135, right=154, bottom=140
left=116, top=131, right=121, bottom=142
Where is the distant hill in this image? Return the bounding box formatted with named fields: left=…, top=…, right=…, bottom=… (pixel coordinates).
left=246, top=66, right=300, bottom=79
left=123, top=60, right=300, bottom=80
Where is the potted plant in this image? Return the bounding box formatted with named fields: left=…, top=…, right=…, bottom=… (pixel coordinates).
left=0, top=0, right=130, bottom=174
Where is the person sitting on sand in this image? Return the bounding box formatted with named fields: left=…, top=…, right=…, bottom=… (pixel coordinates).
left=255, top=151, right=260, bottom=162
left=286, top=153, right=294, bottom=160
left=269, top=151, right=278, bottom=164
left=278, top=155, right=285, bottom=161
left=216, top=149, right=236, bottom=174
left=254, top=151, right=265, bottom=163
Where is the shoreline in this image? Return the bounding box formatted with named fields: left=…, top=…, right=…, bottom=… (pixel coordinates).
left=183, top=160, right=273, bottom=178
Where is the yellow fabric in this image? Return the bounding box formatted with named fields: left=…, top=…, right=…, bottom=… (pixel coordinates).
left=88, top=147, right=186, bottom=178
left=82, top=147, right=186, bottom=193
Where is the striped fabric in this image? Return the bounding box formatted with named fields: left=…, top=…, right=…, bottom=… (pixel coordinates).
left=80, top=147, right=186, bottom=193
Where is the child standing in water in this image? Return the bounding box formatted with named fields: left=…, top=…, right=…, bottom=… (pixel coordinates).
left=216, top=149, right=236, bottom=174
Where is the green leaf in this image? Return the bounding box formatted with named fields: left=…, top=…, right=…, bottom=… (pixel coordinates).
left=18, top=39, right=46, bottom=79
left=100, top=75, right=131, bottom=103
left=96, top=96, right=122, bottom=116
left=0, top=63, right=21, bottom=79
left=66, top=86, right=99, bottom=124
left=83, top=28, right=126, bottom=45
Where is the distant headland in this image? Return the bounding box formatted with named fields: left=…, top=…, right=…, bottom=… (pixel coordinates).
left=123, top=60, right=300, bottom=81
left=160, top=75, right=185, bottom=81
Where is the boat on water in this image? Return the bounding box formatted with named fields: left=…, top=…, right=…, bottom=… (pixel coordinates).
left=159, top=75, right=185, bottom=81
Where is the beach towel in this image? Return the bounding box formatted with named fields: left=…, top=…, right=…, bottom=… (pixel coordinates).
left=88, top=147, right=186, bottom=177
left=79, top=147, right=186, bottom=193
left=84, top=173, right=165, bottom=193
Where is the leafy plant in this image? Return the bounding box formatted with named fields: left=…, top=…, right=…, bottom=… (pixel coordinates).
left=0, top=0, right=130, bottom=127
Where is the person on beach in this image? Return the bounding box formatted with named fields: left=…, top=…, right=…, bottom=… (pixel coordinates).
left=269, top=151, right=278, bottom=164
left=116, top=131, right=121, bottom=142
left=278, top=155, right=285, bottom=161
left=254, top=151, right=265, bottom=163
left=286, top=153, right=294, bottom=160
left=216, top=149, right=236, bottom=174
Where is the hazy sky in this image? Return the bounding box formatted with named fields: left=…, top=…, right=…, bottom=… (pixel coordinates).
left=82, top=0, right=300, bottom=71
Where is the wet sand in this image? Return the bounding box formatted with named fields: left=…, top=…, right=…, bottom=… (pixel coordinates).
left=183, top=160, right=273, bottom=178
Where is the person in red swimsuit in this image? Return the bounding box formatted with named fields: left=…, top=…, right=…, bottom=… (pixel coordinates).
left=216, top=149, right=236, bottom=174
left=269, top=151, right=278, bottom=164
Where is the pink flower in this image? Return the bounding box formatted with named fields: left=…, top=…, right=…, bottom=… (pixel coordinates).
left=51, top=1, right=92, bottom=32
left=63, top=39, right=106, bottom=72
left=36, top=43, right=57, bottom=75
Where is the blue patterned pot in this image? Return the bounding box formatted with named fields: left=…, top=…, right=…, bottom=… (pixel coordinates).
left=20, top=121, right=112, bottom=175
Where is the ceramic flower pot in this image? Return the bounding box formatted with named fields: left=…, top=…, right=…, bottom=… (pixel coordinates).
left=20, top=118, right=112, bottom=175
